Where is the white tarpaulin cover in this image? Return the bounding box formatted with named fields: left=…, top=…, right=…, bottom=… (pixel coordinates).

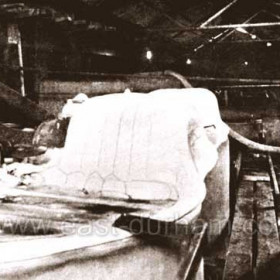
left=35, top=88, right=228, bottom=217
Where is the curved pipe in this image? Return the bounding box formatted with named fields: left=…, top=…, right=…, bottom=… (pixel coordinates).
left=165, top=69, right=280, bottom=154
left=164, top=70, right=192, bottom=88
left=229, top=129, right=280, bottom=153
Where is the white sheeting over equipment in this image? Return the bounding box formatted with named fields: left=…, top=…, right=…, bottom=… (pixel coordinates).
left=38, top=88, right=228, bottom=217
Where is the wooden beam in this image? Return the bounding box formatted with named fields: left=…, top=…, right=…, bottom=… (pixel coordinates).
left=7, top=24, right=25, bottom=97
left=36, top=72, right=280, bottom=84
left=267, top=154, right=280, bottom=196
left=200, top=0, right=240, bottom=27
left=17, top=25, right=25, bottom=97
left=0, top=81, right=53, bottom=125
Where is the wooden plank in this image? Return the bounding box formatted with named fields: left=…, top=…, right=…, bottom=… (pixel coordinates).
left=267, top=154, right=280, bottom=195
left=241, top=153, right=267, bottom=170
left=243, top=173, right=270, bottom=182
left=223, top=217, right=254, bottom=279
left=176, top=223, right=207, bottom=280
left=235, top=198, right=254, bottom=218
left=255, top=182, right=274, bottom=209
left=223, top=180, right=254, bottom=279
left=255, top=182, right=280, bottom=278
left=223, top=253, right=253, bottom=280
left=238, top=180, right=254, bottom=198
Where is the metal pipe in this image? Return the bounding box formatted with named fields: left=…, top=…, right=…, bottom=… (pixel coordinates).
left=1, top=62, right=280, bottom=85
left=164, top=70, right=192, bottom=88
left=149, top=21, right=280, bottom=31
left=201, top=21, right=280, bottom=30
left=189, top=76, right=280, bottom=84
left=229, top=129, right=280, bottom=154
left=217, top=38, right=280, bottom=43
left=217, top=84, right=280, bottom=89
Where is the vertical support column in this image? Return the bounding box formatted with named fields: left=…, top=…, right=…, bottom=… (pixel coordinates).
left=17, top=27, right=25, bottom=97
left=33, top=20, right=41, bottom=101
left=2, top=23, right=9, bottom=85
left=7, top=23, right=25, bottom=97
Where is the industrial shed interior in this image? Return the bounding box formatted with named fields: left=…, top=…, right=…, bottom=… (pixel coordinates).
left=0, top=0, right=280, bottom=279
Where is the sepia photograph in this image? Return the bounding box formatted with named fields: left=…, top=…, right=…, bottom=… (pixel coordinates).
left=0, top=0, right=279, bottom=279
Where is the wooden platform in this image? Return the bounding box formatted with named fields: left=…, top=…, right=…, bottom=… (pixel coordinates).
left=223, top=152, right=280, bottom=279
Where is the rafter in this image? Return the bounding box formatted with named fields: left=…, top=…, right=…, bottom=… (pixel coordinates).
left=216, top=38, right=280, bottom=44
left=200, top=0, right=240, bottom=27
left=141, top=0, right=189, bottom=29
left=272, top=1, right=280, bottom=6
left=263, top=9, right=280, bottom=20
left=217, top=11, right=261, bottom=42
left=176, top=11, right=261, bottom=53
left=148, top=20, right=280, bottom=31
left=202, top=21, right=280, bottom=29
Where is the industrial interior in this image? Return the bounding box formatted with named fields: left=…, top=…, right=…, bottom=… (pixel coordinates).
left=0, top=0, right=280, bottom=279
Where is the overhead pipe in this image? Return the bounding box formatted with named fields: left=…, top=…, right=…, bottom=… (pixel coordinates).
left=148, top=21, right=280, bottom=31
left=202, top=21, right=280, bottom=30
left=229, top=129, right=280, bottom=153
left=2, top=59, right=280, bottom=85
left=164, top=70, right=192, bottom=88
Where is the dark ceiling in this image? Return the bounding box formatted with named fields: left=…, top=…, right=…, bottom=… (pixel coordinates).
left=0, top=0, right=280, bottom=78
